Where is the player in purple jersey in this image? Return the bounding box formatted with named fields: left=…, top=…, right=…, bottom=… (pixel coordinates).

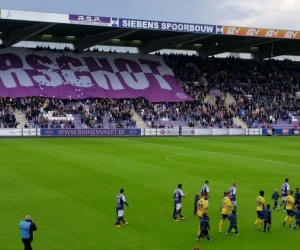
left=279, top=178, right=290, bottom=211
left=173, top=184, right=187, bottom=221
left=229, top=182, right=237, bottom=212
left=115, top=189, right=130, bottom=228
left=201, top=180, right=210, bottom=207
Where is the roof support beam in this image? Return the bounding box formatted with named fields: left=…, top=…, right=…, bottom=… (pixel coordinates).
left=259, top=44, right=300, bottom=59
left=139, top=34, right=213, bottom=54
left=199, top=38, right=280, bottom=57
left=4, top=23, right=56, bottom=46
left=74, top=29, right=138, bottom=50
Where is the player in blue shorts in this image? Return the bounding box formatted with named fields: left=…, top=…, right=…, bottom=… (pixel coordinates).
left=196, top=212, right=211, bottom=242
left=271, top=188, right=280, bottom=210
left=263, top=204, right=272, bottom=232
left=226, top=210, right=239, bottom=236
left=173, top=184, right=187, bottom=221
left=291, top=205, right=300, bottom=230
left=115, top=188, right=130, bottom=228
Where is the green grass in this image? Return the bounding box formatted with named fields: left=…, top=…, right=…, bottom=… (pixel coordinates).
left=1, top=136, right=300, bottom=250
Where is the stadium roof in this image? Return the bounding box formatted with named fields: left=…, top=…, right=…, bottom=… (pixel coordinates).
left=1, top=8, right=300, bottom=59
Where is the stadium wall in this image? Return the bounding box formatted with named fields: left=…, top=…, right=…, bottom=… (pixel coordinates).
left=0, top=128, right=297, bottom=137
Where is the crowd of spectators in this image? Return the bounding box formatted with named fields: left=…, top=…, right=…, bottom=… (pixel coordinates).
left=20, top=97, right=76, bottom=129
left=0, top=98, right=19, bottom=128
left=1, top=49, right=300, bottom=129
left=77, top=98, right=136, bottom=129
left=16, top=97, right=137, bottom=129
left=160, top=53, right=300, bottom=129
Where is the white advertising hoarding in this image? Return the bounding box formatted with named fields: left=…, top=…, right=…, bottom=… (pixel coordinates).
left=22, top=129, right=37, bottom=136
left=0, top=129, right=22, bottom=136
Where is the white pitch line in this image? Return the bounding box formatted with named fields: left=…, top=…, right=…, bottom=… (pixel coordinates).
left=166, top=153, right=300, bottom=175
left=117, top=138, right=300, bottom=168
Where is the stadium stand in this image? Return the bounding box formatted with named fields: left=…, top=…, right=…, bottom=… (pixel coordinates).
left=162, top=53, right=300, bottom=129
left=1, top=48, right=300, bottom=129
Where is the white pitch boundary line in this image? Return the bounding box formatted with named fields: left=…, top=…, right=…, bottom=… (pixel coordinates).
left=166, top=153, right=300, bottom=175
left=117, top=138, right=300, bottom=169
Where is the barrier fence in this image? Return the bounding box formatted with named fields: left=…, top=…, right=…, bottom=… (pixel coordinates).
left=0, top=128, right=298, bottom=137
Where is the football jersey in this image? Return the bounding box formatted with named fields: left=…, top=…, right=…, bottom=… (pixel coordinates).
left=281, top=183, right=290, bottom=197
left=221, top=196, right=231, bottom=215
left=229, top=186, right=236, bottom=201
left=201, top=184, right=209, bottom=195
left=174, top=189, right=184, bottom=204
left=286, top=195, right=295, bottom=210
left=116, top=194, right=126, bottom=210
left=197, top=198, right=208, bottom=217
left=256, top=196, right=265, bottom=211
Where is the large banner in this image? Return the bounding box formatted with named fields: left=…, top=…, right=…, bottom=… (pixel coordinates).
left=40, top=128, right=141, bottom=136
left=119, top=18, right=217, bottom=34
left=0, top=48, right=191, bottom=102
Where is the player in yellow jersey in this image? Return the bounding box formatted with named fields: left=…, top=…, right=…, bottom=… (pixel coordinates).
left=197, top=194, right=208, bottom=219
left=284, top=190, right=295, bottom=227
left=219, top=191, right=231, bottom=233
left=253, top=190, right=265, bottom=230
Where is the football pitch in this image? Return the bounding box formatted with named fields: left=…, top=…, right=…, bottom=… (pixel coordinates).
left=1, top=136, right=299, bottom=250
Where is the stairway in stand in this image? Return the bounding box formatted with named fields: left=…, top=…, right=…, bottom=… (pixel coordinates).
left=131, top=110, right=148, bottom=129
left=14, top=110, right=27, bottom=128
left=225, top=92, right=248, bottom=128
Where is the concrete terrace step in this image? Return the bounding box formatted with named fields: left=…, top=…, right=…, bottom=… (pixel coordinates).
left=225, top=92, right=236, bottom=107
left=204, top=94, right=216, bottom=104
left=132, top=110, right=148, bottom=129
left=14, top=110, right=27, bottom=128
left=233, top=117, right=247, bottom=128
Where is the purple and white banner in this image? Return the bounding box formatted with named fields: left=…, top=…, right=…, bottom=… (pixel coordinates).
left=68, top=14, right=118, bottom=26
left=0, top=48, right=192, bottom=102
